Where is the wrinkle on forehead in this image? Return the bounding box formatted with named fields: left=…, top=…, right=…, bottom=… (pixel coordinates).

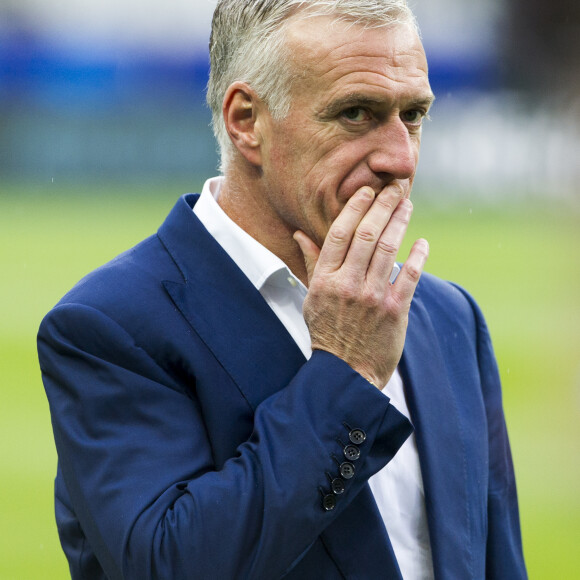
left=285, top=16, right=427, bottom=78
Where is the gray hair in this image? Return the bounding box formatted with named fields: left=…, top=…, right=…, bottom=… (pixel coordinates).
left=207, top=0, right=418, bottom=172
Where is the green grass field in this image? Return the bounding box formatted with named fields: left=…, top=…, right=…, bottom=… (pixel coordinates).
left=1, top=182, right=578, bottom=578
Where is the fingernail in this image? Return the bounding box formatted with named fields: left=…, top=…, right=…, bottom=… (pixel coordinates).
left=358, top=187, right=375, bottom=199
left=417, top=238, right=429, bottom=254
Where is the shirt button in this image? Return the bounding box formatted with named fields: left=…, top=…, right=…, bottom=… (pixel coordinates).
left=349, top=428, right=367, bottom=445
left=343, top=445, right=361, bottom=461
left=339, top=462, right=355, bottom=479
left=331, top=478, right=345, bottom=495
left=322, top=494, right=337, bottom=511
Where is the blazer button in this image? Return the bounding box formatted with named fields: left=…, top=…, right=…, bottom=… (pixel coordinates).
left=349, top=429, right=367, bottom=445
left=331, top=478, right=345, bottom=495
left=339, top=462, right=355, bottom=479
left=343, top=445, right=361, bottom=461
left=322, top=494, right=337, bottom=511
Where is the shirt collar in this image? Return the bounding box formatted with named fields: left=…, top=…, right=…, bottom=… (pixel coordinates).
left=193, top=177, right=304, bottom=292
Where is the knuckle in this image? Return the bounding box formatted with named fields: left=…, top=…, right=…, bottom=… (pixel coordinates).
left=375, top=195, right=397, bottom=213
left=350, top=197, right=371, bottom=214
left=327, top=225, right=350, bottom=245
left=340, top=281, right=359, bottom=302
left=392, top=210, right=411, bottom=226
left=416, top=239, right=429, bottom=256
left=376, top=238, right=399, bottom=256
left=345, top=197, right=372, bottom=219
left=405, top=264, right=422, bottom=282
left=354, top=226, right=379, bottom=244
left=383, top=296, right=409, bottom=323
left=362, top=286, right=382, bottom=306
left=309, top=278, right=327, bottom=297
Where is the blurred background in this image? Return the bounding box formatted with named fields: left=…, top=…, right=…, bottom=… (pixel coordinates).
left=1, top=0, right=578, bottom=577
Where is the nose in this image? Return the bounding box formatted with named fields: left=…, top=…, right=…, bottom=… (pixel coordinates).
left=367, top=118, right=418, bottom=181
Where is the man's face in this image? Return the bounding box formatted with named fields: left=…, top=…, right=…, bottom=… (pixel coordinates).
left=257, top=17, right=433, bottom=248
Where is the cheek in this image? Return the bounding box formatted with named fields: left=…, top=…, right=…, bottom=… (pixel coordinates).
left=321, top=143, right=375, bottom=197
left=273, top=138, right=339, bottom=202
left=309, top=138, right=365, bottom=188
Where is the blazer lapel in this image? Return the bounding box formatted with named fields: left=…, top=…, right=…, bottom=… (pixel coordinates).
left=399, top=291, right=472, bottom=579
left=158, top=194, right=307, bottom=409
left=160, top=195, right=402, bottom=577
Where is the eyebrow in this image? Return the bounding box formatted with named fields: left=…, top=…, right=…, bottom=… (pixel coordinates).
left=318, top=92, right=436, bottom=120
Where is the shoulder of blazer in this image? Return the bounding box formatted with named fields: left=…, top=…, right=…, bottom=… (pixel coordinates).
left=412, top=271, right=478, bottom=335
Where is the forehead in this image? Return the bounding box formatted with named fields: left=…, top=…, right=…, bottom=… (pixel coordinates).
left=284, top=16, right=431, bottom=105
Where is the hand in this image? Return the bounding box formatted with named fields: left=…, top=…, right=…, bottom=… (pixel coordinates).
left=293, top=185, right=429, bottom=387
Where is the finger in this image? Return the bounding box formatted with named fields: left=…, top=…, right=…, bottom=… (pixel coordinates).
left=341, top=188, right=406, bottom=278
left=365, top=198, right=413, bottom=289
left=391, top=238, right=429, bottom=308
left=316, top=186, right=376, bottom=274
left=293, top=230, right=321, bottom=284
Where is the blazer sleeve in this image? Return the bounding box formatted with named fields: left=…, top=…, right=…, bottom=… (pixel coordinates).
left=38, top=302, right=412, bottom=580
left=452, top=285, right=528, bottom=579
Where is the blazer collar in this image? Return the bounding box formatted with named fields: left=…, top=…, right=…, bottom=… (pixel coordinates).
left=158, top=194, right=306, bottom=409
left=400, top=288, right=472, bottom=579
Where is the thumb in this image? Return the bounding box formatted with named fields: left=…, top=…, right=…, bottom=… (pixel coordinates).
left=293, top=230, right=320, bottom=284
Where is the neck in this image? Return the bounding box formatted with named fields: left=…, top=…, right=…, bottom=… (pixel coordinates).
left=217, top=173, right=309, bottom=286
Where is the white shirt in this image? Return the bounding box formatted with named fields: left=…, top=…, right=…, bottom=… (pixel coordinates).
left=194, top=177, right=434, bottom=580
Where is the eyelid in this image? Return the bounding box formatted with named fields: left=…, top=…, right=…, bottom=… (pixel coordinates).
left=402, top=108, right=429, bottom=125
left=341, top=106, right=373, bottom=123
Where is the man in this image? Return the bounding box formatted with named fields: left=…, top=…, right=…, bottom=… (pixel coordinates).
left=38, top=1, right=527, bottom=578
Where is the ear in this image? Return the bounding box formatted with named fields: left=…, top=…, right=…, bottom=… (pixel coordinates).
left=222, top=82, right=265, bottom=167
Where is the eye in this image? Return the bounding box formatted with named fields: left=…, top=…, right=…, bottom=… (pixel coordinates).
left=341, top=107, right=370, bottom=123
left=401, top=109, right=427, bottom=126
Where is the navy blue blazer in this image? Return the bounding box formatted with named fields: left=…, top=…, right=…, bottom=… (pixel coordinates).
left=38, top=194, right=526, bottom=579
